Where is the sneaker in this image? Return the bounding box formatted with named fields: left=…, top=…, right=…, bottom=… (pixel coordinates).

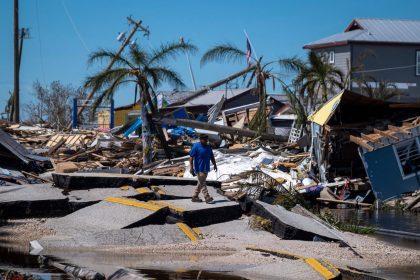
left=191, top=197, right=203, bottom=203
left=205, top=197, right=214, bottom=204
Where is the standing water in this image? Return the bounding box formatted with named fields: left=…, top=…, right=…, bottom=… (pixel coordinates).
left=330, top=209, right=420, bottom=248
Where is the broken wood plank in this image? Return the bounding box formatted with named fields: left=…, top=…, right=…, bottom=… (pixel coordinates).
left=360, top=133, right=383, bottom=144
left=48, top=138, right=66, bottom=155
left=388, top=125, right=413, bottom=135
left=403, top=195, right=420, bottom=211
left=373, top=128, right=399, bottom=141
left=21, top=171, right=53, bottom=183
left=349, top=135, right=374, bottom=152
left=63, top=149, right=95, bottom=162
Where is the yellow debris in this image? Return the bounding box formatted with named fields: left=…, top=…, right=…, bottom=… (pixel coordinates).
left=148, top=200, right=185, bottom=212
left=105, top=197, right=162, bottom=212
left=176, top=222, right=200, bottom=241
left=136, top=187, right=151, bottom=194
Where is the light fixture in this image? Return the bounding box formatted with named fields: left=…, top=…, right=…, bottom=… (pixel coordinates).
left=116, top=32, right=126, bottom=42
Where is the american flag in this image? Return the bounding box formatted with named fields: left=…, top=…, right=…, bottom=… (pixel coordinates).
left=246, top=38, right=251, bottom=67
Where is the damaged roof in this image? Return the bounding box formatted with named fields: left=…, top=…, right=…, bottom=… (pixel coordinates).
left=165, top=88, right=254, bottom=108
left=308, top=90, right=420, bottom=126
left=0, top=128, right=32, bottom=164
left=304, top=18, right=420, bottom=49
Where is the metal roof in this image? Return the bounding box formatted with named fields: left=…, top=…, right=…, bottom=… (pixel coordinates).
left=0, top=128, right=31, bottom=164
left=267, top=94, right=289, bottom=103
left=304, top=18, right=420, bottom=49
left=115, top=88, right=253, bottom=110
left=167, top=88, right=253, bottom=107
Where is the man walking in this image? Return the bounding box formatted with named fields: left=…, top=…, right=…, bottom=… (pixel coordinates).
left=189, top=134, right=217, bottom=203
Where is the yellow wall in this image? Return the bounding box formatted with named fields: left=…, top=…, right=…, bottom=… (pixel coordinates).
left=97, top=111, right=111, bottom=128
left=114, top=104, right=141, bottom=126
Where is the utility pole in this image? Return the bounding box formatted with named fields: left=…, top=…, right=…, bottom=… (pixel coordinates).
left=12, top=0, right=19, bottom=123
left=66, top=16, right=149, bottom=130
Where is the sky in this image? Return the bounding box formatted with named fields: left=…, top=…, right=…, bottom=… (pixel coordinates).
left=1, top=0, right=419, bottom=119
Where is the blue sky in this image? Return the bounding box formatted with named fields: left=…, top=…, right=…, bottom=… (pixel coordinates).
left=1, top=0, right=419, bottom=117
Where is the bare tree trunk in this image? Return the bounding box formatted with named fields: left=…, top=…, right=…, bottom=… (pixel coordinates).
left=250, top=70, right=267, bottom=134
left=141, top=86, right=153, bottom=165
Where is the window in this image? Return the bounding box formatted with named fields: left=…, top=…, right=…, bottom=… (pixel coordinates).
left=416, top=51, right=420, bottom=76
left=395, top=138, right=420, bottom=176
left=329, top=51, right=335, bottom=64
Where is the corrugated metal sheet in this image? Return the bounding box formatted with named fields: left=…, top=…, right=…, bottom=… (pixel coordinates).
left=0, top=128, right=31, bottom=164
left=183, top=88, right=252, bottom=107
left=305, top=18, right=420, bottom=48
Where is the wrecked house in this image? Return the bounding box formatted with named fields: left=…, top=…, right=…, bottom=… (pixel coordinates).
left=163, top=87, right=259, bottom=123
left=350, top=117, right=420, bottom=199
left=309, top=89, right=420, bottom=198
left=267, top=94, right=296, bottom=136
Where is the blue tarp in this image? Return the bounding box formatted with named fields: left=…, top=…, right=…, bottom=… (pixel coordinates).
left=123, top=118, right=142, bottom=138
left=168, top=126, right=196, bottom=139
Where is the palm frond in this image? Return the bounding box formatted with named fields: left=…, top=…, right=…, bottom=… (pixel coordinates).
left=283, top=85, right=307, bottom=125
left=200, top=43, right=247, bottom=67
left=84, top=68, right=133, bottom=93
left=87, top=49, right=133, bottom=68
left=129, top=44, right=150, bottom=66
left=148, top=67, right=186, bottom=89
left=90, top=74, right=133, bottom=113
left=277, top=56, right=306, bottom=73
left=149, top=41, right=197, bottom=65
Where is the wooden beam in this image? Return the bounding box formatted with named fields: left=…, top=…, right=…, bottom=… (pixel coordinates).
left=360, top=133, right=382, bottom=144
left=48, top=138, right=66, bottom=155
left=349, top=135, right=374, bottom=152
left=373, top=128, right=399, bottom=141
left=154, top=117, right=288, bottom=142
left=388, top=125, right=412, bottom=135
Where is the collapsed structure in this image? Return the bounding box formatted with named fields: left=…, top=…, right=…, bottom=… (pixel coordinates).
left=308, top=90, right=420, bottom=201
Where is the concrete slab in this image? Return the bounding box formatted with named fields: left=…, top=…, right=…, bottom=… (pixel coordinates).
left=153, top=184, right=221, bottom=199
left=0, top=184, right=69, bottom=218
left=199, top=217, right=281, bottom=246
left=37, top=224, right=190, bottom=250
left=154, top=198, right=242, bottom=227
left=46, top=199, right=168, bottom=237
left=237, top=260, right=324, bottom=280
left=251, top=200, right=340, bottom=241
left=52, top=172, right=221, bottom=190
left=67, top=187, right=141, bottom=203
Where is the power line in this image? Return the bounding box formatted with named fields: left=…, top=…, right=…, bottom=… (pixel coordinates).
left=61, top=0, right=90, bottom=53
left=35, top=0, right=46, bottom=84
left=352, top=64, right=416, bottom=74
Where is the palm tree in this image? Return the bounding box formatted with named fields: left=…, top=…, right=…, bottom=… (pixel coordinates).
left=85, top=42, right=197, bottom=165
left=357, top=78, right=405, bottom=101
left=295, top=51, right=345, bottom=108
left=200, top=43, right=301, bottom=134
